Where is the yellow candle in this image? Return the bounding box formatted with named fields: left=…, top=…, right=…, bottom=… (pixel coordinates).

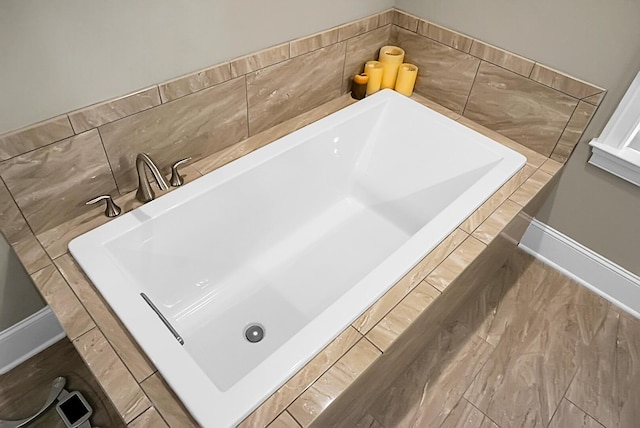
left=378, top=46, right=405, bottom=89
left=394, top=63, right=418, bottom=96
left=364, top=61, right=384, bottom=95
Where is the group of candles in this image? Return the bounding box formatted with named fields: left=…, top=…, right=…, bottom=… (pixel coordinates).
left=351, top=46, right=418, bottom=99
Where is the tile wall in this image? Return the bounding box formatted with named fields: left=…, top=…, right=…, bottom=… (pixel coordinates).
left=0, top=9, right=602, bottom=240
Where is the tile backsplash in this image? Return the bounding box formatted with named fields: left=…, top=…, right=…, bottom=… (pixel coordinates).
left=0, top=8, right=603, bottom=247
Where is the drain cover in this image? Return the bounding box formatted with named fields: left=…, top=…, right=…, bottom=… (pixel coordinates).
left=244, top=324, right=265, bottom=343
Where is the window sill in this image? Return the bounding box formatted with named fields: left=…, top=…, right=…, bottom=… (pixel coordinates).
left=589, top=139, right=640, bottom=187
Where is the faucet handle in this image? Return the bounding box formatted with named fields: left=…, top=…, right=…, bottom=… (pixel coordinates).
left=86, top=195, right=122, bottom=218
left=169, top=157, right=192, bottom=187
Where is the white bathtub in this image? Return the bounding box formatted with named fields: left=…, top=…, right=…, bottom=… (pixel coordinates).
left=70, top=89, right=526, bottom=427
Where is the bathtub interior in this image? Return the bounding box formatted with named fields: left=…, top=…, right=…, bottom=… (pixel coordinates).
left=103, top=99, right=506, bottom=391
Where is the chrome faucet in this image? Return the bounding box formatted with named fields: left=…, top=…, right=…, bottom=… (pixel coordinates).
left=135, top=153, right=170, bottom=202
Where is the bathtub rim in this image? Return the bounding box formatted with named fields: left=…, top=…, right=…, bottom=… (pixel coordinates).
left=69, top=89, right=527, bottom=427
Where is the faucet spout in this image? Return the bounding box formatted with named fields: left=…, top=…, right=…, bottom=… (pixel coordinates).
left=135, top=153, right=170, bottom=203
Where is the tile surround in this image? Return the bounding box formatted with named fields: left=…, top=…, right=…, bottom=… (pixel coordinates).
left=391, top=26, right=480, bottom=114
left=338, top=15, right=379, bottom=41
left=418, top=21, right=474, bottom=53
left=158, top=62, right=232, bottom=103
left=0, top=115, right=74, bottom=161
left=246, top=42, right=345, bottom=135
left=0, top=8, right=607, bottom=428
left=230, top=43, right=290, bottom=77
left=342, top=25, right=392, bottom=92
left=469, top=40, right=535, bottom=77
left=290, top=28, right=339, bottom=58
left=68, top=87, right=162, bottom=133
left=100, top=77, right=248, bottom=193
left=0, top=129, right=117, bottom=234
left=551, top=100, right=597, bottom=162
left=464, top=62, right=578, bottom=157
left=530, top=63, right=605, bottom=99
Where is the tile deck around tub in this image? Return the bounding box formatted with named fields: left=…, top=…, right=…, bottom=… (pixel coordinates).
left=14, top=93, right=563, bottom=428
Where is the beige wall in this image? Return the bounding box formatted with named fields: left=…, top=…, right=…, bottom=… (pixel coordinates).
left=397, top=0, right=640, bottom=275
left=0, top=0, right=392, bottom=134
left=0, top=234, right=45, bottom=330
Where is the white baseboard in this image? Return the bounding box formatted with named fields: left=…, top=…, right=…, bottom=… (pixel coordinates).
left=0, top=306, right=66, bottom=374
left=519, top=219, right=640, bottom=319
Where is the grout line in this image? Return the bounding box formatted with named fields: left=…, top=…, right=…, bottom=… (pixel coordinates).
left=96, top=127, right=121, bottom=196
left=243, top=74, right=251, bottom=137
left=564, top=396, right=608, bottom=428
left=461, top=59, right=482, bottom=117
left=547, top=101, right=579, bottom=159
left=464, top=397, right=500, bottom=427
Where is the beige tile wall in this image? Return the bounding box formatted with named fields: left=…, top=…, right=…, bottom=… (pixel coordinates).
left=0, top=9, right=603, bottom=239
left=389, top=9, right=605, bottom=162
left=0, top=13, right=391, bottom=235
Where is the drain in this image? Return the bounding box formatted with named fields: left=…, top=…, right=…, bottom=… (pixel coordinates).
left=244, top=324, right=265, bottom=343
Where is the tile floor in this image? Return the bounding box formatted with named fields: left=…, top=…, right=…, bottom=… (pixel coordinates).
left=0, top=338, right=125, bottom=427
left=356, top=250, right=639, bottom=428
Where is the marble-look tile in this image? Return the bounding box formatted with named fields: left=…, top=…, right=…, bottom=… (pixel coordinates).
left=460, top=164, right=535, bottom=234
left=338, top=15, right=379, bottom=41
left=456, top=116, right=548, bottom=168
left=567, top=309, right=640, bottom=428
left=464, top=62, right=578, bottom=157
left=370, top=323, right=493, bottom=428
left=472, top=199, right=523, bottom=245
left=393, top=10, right=419, bottom=32
left=551, top=101, right=597, bottom=163
left=100, top=77, right=247, bottom=193
left=353, top=228, right=468, bottom=334
left=391, top=27, right=480, bottom=114
left=193, top=95, right=355, bottom=176
left=343, top=25, right=391, bottom=92
left=288, top=338, right=381, bottom=427
left=0, top=115, right=74, bottom=161
left=247, top=42, right=345, bottom=135
left=55, top=254, right=155, bottom=382
left=140, top=373, right=198, bottom=428
left=74, top=328, right=151, bottom=424
left=128, top=407, right=169, bottom=428
left=539, top=158, right=563, bottom=176
left=158, top=62, right=232, bottom=102
left=354, top=413, right=384, bottom=428
left=530, top=63, right=605, bottom=99
left=239, top=326, right=361, bottom=428
left=426, top=236, right=487, bottom=292
left=13, top=234, right=50, bottom=274
left=411, top=92, right=462, bottom=120
left=230, top=43, right=290, bottom=77
left=469, top=40, right=535, bottom=77
left=0, top=179, right=32, bottom=244
left=290, top=28, right=339, bottom=57
left=36, top=165, right=202, bottom=259
left=509, top=169, right=553, bottom=207
left=68, top=87, right=161, bottom=133
left=377, top=10, right=394, bottom=27
left=582, top=91, right=606, bottom=106
left=30, top=264, right=94, bottom=340
left=366, top=281, right=440, bottom=351
left=267, top=411, right=301, bottom=428
left=0, top=129, right=117, bottom=234
left=547, top=399, right=604, bottom=428
left=417, top=21, right=473, bottom=53
left=440, top=399, right=493, bottom=428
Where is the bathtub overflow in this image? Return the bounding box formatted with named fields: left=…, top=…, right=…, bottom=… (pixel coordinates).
left=244, top=324, right=265, bottom=343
